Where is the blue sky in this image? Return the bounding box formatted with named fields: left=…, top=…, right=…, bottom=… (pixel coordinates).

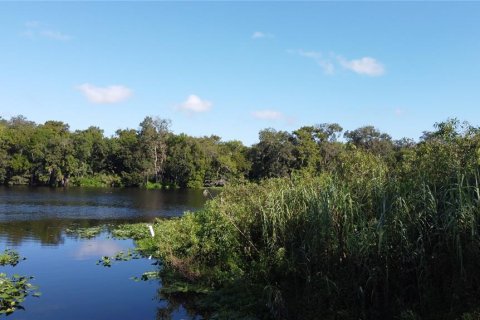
left=0, top=2, right=479, bottom=145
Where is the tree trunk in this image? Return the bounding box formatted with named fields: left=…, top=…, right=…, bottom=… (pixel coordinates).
left=154, top=145, right=158, bottom=183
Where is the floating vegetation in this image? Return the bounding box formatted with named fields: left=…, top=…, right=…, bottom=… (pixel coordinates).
left=113, top=249, right=141, bottom=261
left=110, top=223, right=151, bottom=240
left=96, top=249, right=141, bottom=268
left=131, top=271, right=159, bottom=282
left=0, top=250, right=40, bottom=316
left=65, top=226, right=104, bottom=239
left=0, top=273, right=40, bottom=315
left=0, top=249, right=24, bottom=267
left=96, top=256, right=112, bottom=268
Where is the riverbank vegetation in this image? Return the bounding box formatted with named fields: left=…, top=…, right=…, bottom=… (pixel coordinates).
left=124, top=119, right=480, bottom=319
left=0, top=114, right=427, bottom=189
left=0, top=115, right=250, bottom=188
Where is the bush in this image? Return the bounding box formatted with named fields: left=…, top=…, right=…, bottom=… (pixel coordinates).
left=71, top=174, right=121, bottom=187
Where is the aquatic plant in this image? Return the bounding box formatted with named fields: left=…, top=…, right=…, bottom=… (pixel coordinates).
left=110, top=223, right=151, bottom=240
left=0, top=250, right=39, bottom=316
left=65, top=226, right=104, bottom=239
left=96, top=249, right=141, bottom=268
left=131, top=271, right=159, bottom=282
left=0, top=249, right=23, bottom=267
left=0, top=273, right=40, bottom=315
left=96, top=256, right=112, bottom=267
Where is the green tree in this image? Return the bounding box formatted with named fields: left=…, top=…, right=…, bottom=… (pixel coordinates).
left=292, top=126, right=321, bottom=173
left=3, top=116, right=36, bottom=185
left=110, top=129, right=145, bottom=186
left=344, top=125, right=394, bottom=160
left=249, top=129, right=295, bottom=179
left=164, top=134, right=201, bottom=188
left=0, top=119, right=9, bottom=183
left=40, top=121, right=75, bottom=186
left=138, top=116, right=171, bottom=183
left=72, top=126, right=108, bottom=176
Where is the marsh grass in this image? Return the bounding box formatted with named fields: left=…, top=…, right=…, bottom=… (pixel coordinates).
left=149, top=177, right=480, bottom=318
left=137, top=135, right=480, bottom=319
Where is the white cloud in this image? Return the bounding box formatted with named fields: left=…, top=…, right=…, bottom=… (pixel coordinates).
left=40, top=30, right=71, bottom=41
left=252, top=109, right=284, bottom=121
left=252, top=31, right=274, bottom=39
left=77, top=83, right=133, bottom=104
left=296, top=50, right=335, bottom=74
left=74, top=240, right=123, bottom=260
left=338, top=56, right=385, bottom=76
left=177, top=95, right=212, bottom=113
left=22, top=21, right=71, bottom=41
left=291, top=49, right=385, bottom=77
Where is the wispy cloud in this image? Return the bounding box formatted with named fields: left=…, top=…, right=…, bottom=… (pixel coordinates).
left=291, top=49, right=385, bottom=77
left=394, top=108, right=405, bottom=116
left=25, top=21, right=41, bottom=28
left=252, top=31, right=274, bottom=39
left=295, top=50, right=335, bottom=74
left=40, top=30, right=71, bottom=41
left=77, top=83, right=133, bottom=104
left=337, top=56, right=385, bottom=76
left=252, top=109, right=297, bottom=125
left=252, top=109, right=284, bottom=120
left=177, top=95, right=212, bottom=114
left=22, top=21, right=72, bottom=41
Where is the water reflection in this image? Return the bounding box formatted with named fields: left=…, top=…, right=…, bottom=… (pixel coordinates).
left=0, top=186, right=206, bottom=245
left=0, top=187, right=209, bottom=320
left=0, top=186, right=205, bottom=221
left=156, top=290, right=205, bottom=320
left=73, top=239, right=123, bottom=260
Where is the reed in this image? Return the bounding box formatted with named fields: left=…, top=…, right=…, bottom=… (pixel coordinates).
left=148, top=136, right=480, bottom=319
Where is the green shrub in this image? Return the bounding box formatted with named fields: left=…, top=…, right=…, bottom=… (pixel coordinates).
left=145, top=181, right=163, bottom=189
left=72, top=174, right=121, bottom=187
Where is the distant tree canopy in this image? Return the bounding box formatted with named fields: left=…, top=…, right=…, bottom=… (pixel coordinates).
left=0, top=115, right=477, bottom=188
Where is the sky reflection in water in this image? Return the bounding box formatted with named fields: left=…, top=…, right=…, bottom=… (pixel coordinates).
left=0, top=187, right=205, bottom=320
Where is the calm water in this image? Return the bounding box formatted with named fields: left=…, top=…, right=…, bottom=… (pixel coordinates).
left=0, top=186, right=206, bottom=320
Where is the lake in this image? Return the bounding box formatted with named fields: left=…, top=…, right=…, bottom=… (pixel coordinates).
left=0, top=186, right=207, bottom=320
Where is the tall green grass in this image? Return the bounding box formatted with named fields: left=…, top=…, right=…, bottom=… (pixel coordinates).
left=146, top=142, right=480, bottom=319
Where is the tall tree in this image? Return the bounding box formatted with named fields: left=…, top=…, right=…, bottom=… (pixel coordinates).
left=72, top=126, right=108, bottom=176
left=138, top=116, right=171, bottom=183
left=41, top=121, right=75, bottom=186
left=110, top=129, right=145, bottom=186
left=344, top=125, right=393, bottom=159
left=249, top=129, right=295, bottom=179
left=292, top=126, right=321, bottom=173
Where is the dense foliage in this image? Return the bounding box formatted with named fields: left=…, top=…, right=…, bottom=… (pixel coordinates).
left=0, top=115, right=250, bottom=188
left=130, top=119, right=480, bottom=319
left=0, top=114, right=407, bottom=189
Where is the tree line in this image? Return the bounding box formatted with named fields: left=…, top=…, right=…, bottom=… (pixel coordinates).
left=0, top=115, right=474, bottom=188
